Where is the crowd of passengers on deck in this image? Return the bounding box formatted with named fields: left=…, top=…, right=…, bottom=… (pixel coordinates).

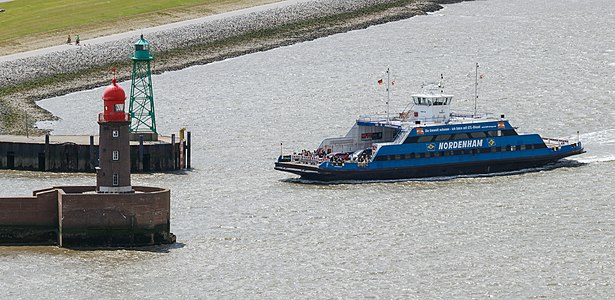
left=294, top=148, right=373, bottom=166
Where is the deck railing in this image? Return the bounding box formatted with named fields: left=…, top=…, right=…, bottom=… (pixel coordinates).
left=449, top=112, right=493, bottom=120
left=291, top=155, right=325, bottom=165
left=542, top=137, right=569, bottom=146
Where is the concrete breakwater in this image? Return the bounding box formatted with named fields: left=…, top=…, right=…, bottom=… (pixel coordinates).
left=0, top=0, right=475, bottom=134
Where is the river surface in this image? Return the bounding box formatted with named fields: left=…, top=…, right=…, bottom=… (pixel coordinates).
left=3, top=0, right=615, bottom=298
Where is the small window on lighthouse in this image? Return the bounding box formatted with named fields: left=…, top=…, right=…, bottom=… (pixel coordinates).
left=112, top=150, right=119, bottom=161
left=112, top=130, right=119, bottom=138
left=114, top=104, right=124, bottom=112
left=112, top=174, right=119, bottom=186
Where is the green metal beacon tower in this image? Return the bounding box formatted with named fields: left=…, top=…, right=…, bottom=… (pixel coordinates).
left=128, top=34, right=158, bottom=141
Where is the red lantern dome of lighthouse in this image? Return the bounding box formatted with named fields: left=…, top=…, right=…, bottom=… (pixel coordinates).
left=101, top=77, right=129, bottom=122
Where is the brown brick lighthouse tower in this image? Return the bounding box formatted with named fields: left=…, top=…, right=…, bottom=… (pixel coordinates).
left=97, top=78, right=133, bottom=193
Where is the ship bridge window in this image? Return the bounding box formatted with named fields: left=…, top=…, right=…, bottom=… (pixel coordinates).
left=501, top=130, right=518, bottom=136
left=433, top=98, right=446, bottom=106
left=416, top=97, right=434, bottom=106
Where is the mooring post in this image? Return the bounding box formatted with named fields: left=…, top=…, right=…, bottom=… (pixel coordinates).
left=25, top=111, right=29, bottom=138
left=182, top=140, right=186, bottom=169
left=139, top=134, right=144, bottom=172
left=187, top=131, right=191, bottom=169
left=171, top=134, right=176, bottom=170
left=44, top=134, right=50, bottom=171
left=89, top=135, right=94, bottom=171
left=179, top=139, right=184, bottom=169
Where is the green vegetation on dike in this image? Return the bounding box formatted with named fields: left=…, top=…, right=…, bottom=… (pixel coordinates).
left=0, top=0, right=250, bottom=44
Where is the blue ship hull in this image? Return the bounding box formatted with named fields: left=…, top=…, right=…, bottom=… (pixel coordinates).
left=275, top=148, right=584, bottom=181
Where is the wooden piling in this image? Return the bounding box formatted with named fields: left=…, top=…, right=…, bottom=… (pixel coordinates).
left=171, top=134, right=176, bottom=170
left=44, top=134, right=50, bottom=171
left=88, top=135, right=95, bottom=171
left=187, top=131, right=191, bottom=169
left=139, top=134, right=144, bottom=172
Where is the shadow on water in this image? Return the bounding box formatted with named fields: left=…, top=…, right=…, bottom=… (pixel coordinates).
left=62, top=242, right=186, bottom=253
left=280, top=159, right=587, bottom=185
left=0, top=242, right=186, bottom=257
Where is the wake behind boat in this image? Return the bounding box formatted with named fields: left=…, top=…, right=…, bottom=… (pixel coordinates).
left=275, top=69, right=585, bottom=182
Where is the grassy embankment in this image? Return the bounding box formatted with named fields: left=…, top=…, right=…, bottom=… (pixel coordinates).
left=0, top=0, right=432, bottom=134
left=0, top=0, right=279, bottom=55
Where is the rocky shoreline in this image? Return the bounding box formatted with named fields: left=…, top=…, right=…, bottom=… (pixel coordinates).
left=0, top=0, right=474, bottom=135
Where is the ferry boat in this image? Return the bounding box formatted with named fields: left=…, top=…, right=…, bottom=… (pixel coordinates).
left=275, top=74, right=585, bottom=182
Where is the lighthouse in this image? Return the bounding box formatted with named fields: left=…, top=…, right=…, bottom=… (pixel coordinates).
left=128, top=34, right=158, bottom=141
left=97, top=77, right=133, bottom=193
left=0, top=76, right=175, bottom=247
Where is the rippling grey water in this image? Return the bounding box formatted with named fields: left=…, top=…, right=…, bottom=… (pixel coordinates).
left=3, top=0, right=615, bottom=298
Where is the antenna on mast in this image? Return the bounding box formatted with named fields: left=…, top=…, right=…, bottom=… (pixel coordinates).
left=386, top=67, right=390, bottom=124
left=439, top=73, right=444, bottom=93
left=474, top=62, right=479, bottom=117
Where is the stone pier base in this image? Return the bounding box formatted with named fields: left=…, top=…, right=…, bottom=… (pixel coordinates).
left=0, top=186, right=175, bottom=248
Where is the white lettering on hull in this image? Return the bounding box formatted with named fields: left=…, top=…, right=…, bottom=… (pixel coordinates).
left=438, top=139, right=484, bottom=150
